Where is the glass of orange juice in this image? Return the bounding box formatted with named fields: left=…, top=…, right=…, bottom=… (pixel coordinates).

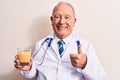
left=17, top=48, right=32, bottom=66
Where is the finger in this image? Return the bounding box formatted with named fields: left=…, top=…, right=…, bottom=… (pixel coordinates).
left=15, top=55, right=18, bottom=59
left=14, top=63, right=21, bottom=70
left=78, top=45, right=82, bottom=54
left=71, top=59, right=80, bottom=64
left=14, top=63, right=21, bottom=69
left=70, top=53, right=78, bottom=59
left=19, top=62, right=32, bottom=71
left=29, top=58, right=33, bottom=66
left=14, top=60, right=18, bottom=64
left=14, top=58, right=20, bottom=65
left=71, top=59, right=81, bottom=68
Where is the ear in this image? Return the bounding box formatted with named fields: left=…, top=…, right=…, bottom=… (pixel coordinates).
left=50, top=16, right=53, bottom=21
left=74, top=18, right=77, bottom=23
left=50, top=16, right=53, bottom=26
left=73, top=18, right=77, bottom=28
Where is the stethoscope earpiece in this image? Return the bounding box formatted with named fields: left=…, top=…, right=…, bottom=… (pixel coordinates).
left=76, top=40, right=80, bottom=46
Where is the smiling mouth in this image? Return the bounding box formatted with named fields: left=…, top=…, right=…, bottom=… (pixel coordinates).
left=57, top=25, right=66, bottom=30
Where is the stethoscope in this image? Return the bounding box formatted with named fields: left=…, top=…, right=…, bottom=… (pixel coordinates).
left=32, top=37, right=81, bottom=65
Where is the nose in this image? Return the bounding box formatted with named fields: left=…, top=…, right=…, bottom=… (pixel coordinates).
left=59, top=17, right=65, bottom=24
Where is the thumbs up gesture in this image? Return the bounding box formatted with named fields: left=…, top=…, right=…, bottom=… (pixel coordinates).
left=70, top=45, right=87, bottom=68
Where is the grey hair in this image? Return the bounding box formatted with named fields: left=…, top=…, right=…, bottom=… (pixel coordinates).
left=52, top=2, right=75, bottom=17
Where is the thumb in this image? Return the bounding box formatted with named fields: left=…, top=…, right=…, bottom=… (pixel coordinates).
left=78, top=45, right=82, bottom=54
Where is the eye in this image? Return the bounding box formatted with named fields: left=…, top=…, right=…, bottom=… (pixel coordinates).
left=65, top=16, right=70, bottom=20
left=54, top=15, right=60, bottom=19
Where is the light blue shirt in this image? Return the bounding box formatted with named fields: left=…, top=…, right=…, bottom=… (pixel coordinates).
left=20, top=33, right=106, bottom=80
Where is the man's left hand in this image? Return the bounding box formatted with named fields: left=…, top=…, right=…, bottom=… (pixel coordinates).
left=70, top=45, right=87, bottom=68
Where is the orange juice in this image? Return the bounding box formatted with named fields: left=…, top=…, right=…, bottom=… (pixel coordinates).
left=18, top=50, right=31, bottom=66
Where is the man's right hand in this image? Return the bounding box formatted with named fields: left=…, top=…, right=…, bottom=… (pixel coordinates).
left=13, top=55, right=33, bottom=71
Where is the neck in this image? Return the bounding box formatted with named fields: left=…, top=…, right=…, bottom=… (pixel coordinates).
left=55, top=33, right=72, bottom=40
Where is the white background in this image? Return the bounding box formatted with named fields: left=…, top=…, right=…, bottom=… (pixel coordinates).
left=0, top=0, right=120, bottom=80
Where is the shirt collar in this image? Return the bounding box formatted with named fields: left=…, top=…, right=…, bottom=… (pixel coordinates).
left=54, top=33, right=73, bottom=45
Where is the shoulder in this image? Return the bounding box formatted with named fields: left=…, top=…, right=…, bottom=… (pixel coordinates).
left=35, top=34, right=54, bottom=47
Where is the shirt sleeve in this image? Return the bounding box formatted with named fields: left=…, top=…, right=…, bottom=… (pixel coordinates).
left=20, top=61, right=37, bottom=79
left=78, top=43, right=106, bottom=80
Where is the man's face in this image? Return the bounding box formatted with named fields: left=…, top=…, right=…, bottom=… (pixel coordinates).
left=51, top=4, right=76, bottom=39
